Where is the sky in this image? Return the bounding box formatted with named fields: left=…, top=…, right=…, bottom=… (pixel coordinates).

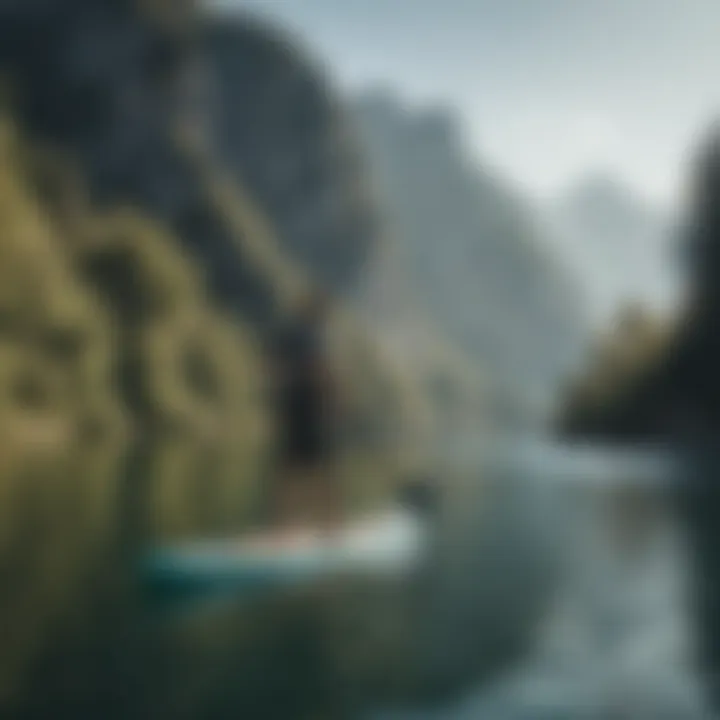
left=214, top=0, right=720, bottom=209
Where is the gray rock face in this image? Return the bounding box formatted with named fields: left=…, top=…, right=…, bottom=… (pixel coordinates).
left=205, top=17, right=378, bottom=292
left=0, top=2, right=380, bottom=329
left=351, top=92, right=587, bottom=412
left=0, top=0, right=285, bottom=325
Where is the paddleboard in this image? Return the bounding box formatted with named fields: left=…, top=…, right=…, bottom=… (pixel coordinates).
left=141, top=509, right=425, bottom=608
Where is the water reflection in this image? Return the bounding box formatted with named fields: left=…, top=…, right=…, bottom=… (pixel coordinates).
left=378, top=440, right=711, bottom=720
left=0, top=432, right=712, bottom=719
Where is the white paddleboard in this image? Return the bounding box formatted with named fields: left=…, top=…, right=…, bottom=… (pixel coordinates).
left=142, top=509, right=425, bottom=605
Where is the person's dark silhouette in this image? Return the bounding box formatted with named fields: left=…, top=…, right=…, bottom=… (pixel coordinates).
left=270, top=289, right=342, bottom=531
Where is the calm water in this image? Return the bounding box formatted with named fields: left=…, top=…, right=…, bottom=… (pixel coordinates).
left=0, top=433, right=712, bottom=719
left=376, top=438, right=712, bottom=719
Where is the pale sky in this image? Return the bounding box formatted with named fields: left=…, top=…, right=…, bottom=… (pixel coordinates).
left=214, top=0, right=720, bottom=208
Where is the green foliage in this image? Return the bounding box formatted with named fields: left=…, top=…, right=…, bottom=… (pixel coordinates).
left=0, top=9, right=430, bottom=714
left=557, top=303, right=673, bottom=434
left=0, top=107, right=280, bottom=709
left=0, top=80, right=417, bottom=716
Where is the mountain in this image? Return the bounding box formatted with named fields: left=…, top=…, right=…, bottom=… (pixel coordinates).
left=205, top=16, right=378, bottom=293
left=0, top=0, right=430, bottom=459
left=0, top=9, right=437, bottom=715
left=351, top=91, right=587, bottom=417
left=549, top=173, right=679, bottom=327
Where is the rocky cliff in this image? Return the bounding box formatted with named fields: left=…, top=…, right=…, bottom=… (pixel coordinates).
left=205, top=15, right=377, bottom=292
left=352, top=91, right=587, bottom=418
left=0, top=0, right=418, bottom=472
left=0, top=4, right=420, bottom=716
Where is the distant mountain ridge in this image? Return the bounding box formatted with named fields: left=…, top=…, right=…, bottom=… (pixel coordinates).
left=351, top=91, right=588, bottom=417
left=549, top=172, right=679, bottom=326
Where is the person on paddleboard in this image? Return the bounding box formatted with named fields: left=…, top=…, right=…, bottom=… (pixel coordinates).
left=270, top=287, right=343, bottom=534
